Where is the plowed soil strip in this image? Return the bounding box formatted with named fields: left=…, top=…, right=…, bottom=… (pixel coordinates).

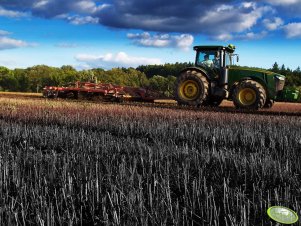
left=0, top=92, right=300, bottom=116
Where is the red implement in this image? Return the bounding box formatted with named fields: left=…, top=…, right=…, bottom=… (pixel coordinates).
left=43, top=81, right=154, bottom=102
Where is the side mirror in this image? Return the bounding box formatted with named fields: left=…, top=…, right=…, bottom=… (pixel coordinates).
left=236, top=55, right=239, bottom=62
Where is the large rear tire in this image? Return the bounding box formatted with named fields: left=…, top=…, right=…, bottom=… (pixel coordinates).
left=232, top=80, right=266, bottom=110
left=174, top=70, right=209, bottom=106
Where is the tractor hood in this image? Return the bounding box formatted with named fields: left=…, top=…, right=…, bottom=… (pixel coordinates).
left=230, top=66, right=276, bottom=75
left=229, top=66, right=286, bottom=80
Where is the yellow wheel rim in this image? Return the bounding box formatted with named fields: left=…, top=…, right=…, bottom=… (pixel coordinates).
left=179, top=80, right=199, bottom=101
left=238, top=88, right=256, bottom=105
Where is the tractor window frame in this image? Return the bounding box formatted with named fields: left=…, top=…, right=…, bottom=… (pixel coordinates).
left=224, top=52, right=231, bottom=67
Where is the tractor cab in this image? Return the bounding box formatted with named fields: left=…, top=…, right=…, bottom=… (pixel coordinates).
left=194, top=45, right=236, bottom=71
left=193, top=45, right=237, bottom=99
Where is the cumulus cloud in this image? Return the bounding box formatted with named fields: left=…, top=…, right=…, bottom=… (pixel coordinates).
left=283, top=23, right=301, bottom=38
left=263, top=17, right=284, bottom=30
left=261, top=0, right=301, bottom=18
left=0, top=1, right=274, bottom=36
left=0, top=37, right=33, bottom=50
left=263, top=0, right=300, bottom=5
left=96, top=1, right=272, bottom=37
left=0, top=29, right=36, bottom=50
left=0, top=0, right=299, bottom=40
left=213, top=33, right=233, bottom=41
left=236, top=31, right=268, bottom=40
left=72, top=1, right=110, bottom=14
left=75, top=52, right=162, bottom=68
left=213, top=30, right=267, bottom=41
left=66, top=15, right=99, bottom=25
left=127, top=32, right=193, bottom=50
left=0, top=6, right=27, bottom=17
left=0, top=30, right=11, bottom=36
left=0, top=0, right=108, bottom=22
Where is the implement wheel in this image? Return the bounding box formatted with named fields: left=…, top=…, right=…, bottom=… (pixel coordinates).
left=174, top=70, right=209, bottom=106
left=233, top=80, right=266, bottom=110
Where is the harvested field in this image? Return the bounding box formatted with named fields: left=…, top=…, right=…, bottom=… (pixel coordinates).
left=0, top=92, right=300, bottom=225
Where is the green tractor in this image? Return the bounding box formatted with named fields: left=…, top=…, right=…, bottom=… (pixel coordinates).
left=174, top=44, right=286, bottom=110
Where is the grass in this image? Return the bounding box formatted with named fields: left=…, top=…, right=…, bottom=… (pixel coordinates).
left=0, top=93, right=300, bottom=225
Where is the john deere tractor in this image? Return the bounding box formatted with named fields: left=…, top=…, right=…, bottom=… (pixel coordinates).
left=174, top=44, right=286, bottom=110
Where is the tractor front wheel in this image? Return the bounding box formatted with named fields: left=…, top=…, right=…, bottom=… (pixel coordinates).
left=232, top=80, right=266, bottom=110
left=174, top=70, right=209, bottom=106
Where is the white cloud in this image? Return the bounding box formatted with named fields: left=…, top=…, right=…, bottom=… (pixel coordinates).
left=55, top=42, right=78, bottom=48
left=199, top=3, right=272, bottom=36
left=33, top=0, right=49, bottom=9
left=174, top=34, right=194, bottom=50
left=0, top=37, right=33, bottom=50
left=263, top=17, right=284, bottom=30
left=127, top=32, right=171, bottom=47
left=241, top=2, right=257, bottom=9
left=264, top=0, right=300, bottom=5
left=213, top=33, right=233, bottom=41
left=73, top=1, right=109, bottom=14
left=0, top=1, right=284, bottom=40
left=127, top=32, right=194, bottom=50
left=0, top=6, right=27, bottom=18
left=283, top=22, right=301, bottom=38
left=75, top=54, right=103, bottom=62
left=0, top=30, right=11, bottom=36
left=66, top=15, right=99, bottom=25
left=216, top=4, right=234, bottom=12
left=0, top=29, right=36, bottom=50
left=237, top=31, right=268, bottom=40
left=214, top=30, right=267, bottom=41
left=75, top=52, right=162, bottom=68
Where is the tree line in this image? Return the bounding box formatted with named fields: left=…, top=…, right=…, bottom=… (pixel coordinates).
left=0, top=62, right=300, bottom=96
left=0, top=65, right=181, bottom=97
left=270, top=62, right=301, bottom=87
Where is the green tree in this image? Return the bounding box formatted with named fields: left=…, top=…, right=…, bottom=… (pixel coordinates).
left=149, top=75, right=168, bottom=94
left=0, top=66, right=18, bottom=91
left=60, top=65, right=78, bottom=84
left=271, top=62, right=279, bottom=73
left=14, top=68, right=30, bottom=92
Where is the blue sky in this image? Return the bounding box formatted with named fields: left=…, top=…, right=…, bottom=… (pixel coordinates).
left=0, top=0, right=301, bottom=70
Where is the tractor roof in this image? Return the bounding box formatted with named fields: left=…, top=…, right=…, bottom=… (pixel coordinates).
left=193, top=45, right=235, bottom=53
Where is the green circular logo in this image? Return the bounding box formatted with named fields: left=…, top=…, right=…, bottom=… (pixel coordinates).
left=267, top=206, right=299, bottom=224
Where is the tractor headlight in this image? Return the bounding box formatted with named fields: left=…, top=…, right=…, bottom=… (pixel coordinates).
left=274, top=75, right=285, bottom=91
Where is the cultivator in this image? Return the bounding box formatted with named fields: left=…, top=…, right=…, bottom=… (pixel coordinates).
left=43, top=81, right=154, bottom=102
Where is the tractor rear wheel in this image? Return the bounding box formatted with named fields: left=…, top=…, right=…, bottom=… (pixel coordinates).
left=174, top=70, right=209, bottom=106
left=232, top=80, right=266, bottom=110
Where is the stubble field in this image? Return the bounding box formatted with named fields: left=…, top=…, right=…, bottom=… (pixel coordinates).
left=0, top=92, right=300, bottom=225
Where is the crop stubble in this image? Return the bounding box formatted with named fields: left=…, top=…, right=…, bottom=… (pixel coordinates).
left=0, top=93, right=300, bottom=225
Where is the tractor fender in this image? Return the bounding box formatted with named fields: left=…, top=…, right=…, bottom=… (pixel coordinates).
left=229, top=76, right=268, bottom=100
left=179, top=67, right=211, bottom=81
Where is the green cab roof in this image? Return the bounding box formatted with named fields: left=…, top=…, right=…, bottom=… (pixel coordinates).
left=193, top=45, right=235, bottom=53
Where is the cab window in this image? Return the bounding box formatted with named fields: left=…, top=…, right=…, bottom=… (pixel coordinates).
left=196, top=51, right=220, bottom=69
left=224, top=52, right=231, bottom=67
